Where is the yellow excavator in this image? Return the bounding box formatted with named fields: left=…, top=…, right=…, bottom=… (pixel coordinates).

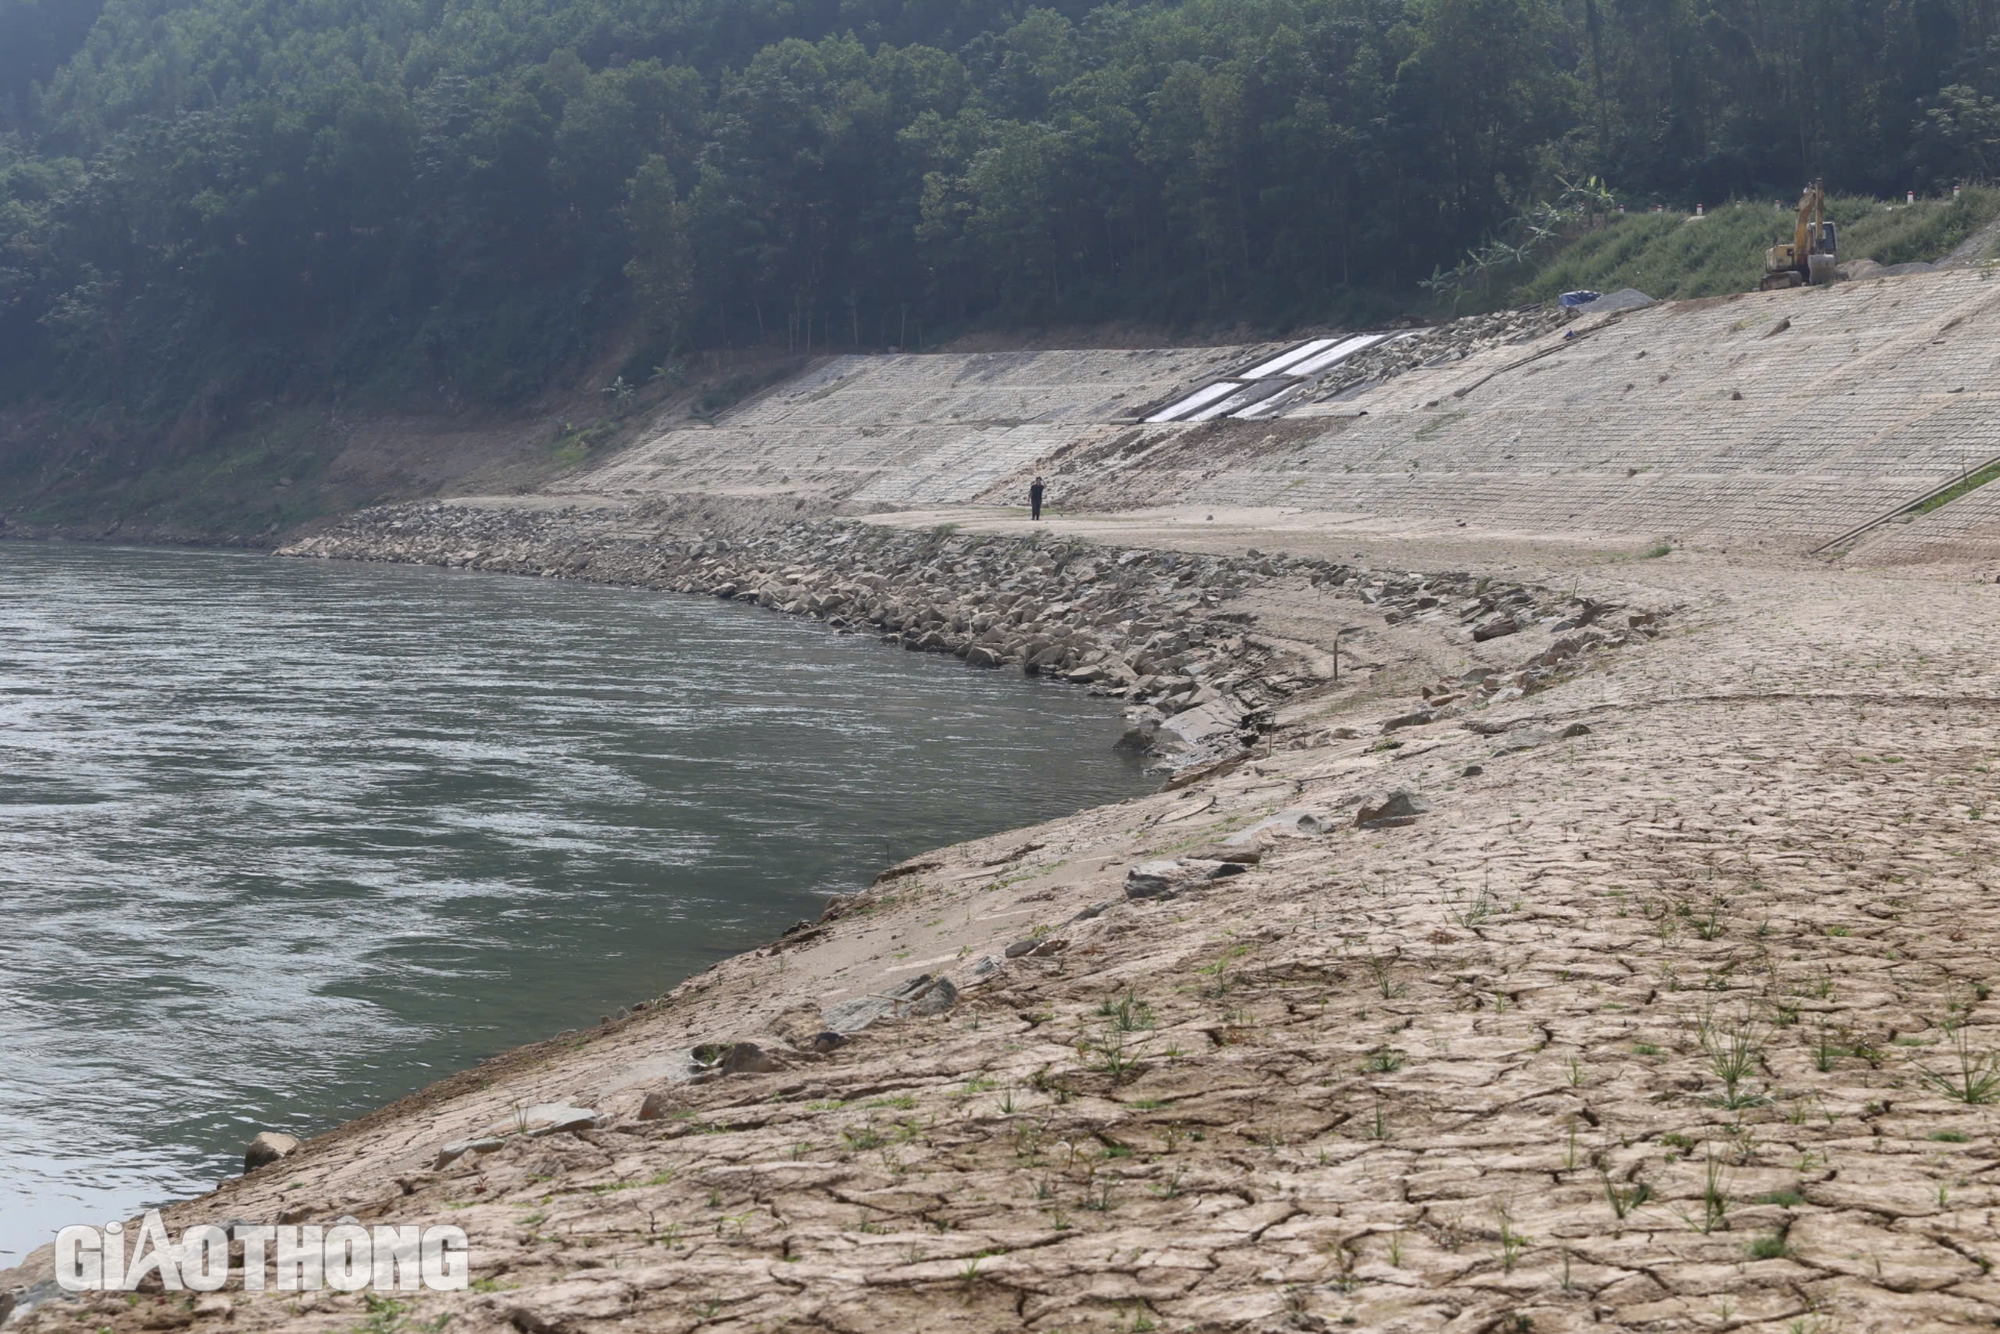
left=1761, top=181, right=1838, bottom=290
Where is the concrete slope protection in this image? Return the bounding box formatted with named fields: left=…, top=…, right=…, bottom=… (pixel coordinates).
left=568, top=270, right=2000, bottom=557
left=561, top=345, right=1272, bottom=510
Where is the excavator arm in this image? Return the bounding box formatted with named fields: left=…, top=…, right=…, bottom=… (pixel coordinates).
left=1792, top=183, right=1821, bottom=260
left=1762, top=181, right=1835, bottom=290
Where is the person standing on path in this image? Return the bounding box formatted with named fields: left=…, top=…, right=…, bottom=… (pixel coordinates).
left=1029, top=476, right=1045, bottom=521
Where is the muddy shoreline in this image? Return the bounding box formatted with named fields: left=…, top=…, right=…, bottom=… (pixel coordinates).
left=3, top=503, right=1693, bottom=1334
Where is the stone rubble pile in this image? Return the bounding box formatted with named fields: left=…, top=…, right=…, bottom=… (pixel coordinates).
left=1302, top=303, right=1578, bottom=403
left=283, top=504, right=1666, bottom=767
left=1374, top=593, right=1663, bottom=723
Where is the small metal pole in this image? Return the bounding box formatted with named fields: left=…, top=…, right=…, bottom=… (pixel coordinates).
left=1333, top=625, right=1360, bottom=683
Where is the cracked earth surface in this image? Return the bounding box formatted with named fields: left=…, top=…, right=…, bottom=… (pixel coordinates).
left=11, top=530, right=2000, bottom=1334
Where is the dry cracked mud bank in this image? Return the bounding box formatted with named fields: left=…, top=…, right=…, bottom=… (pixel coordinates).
left=13, top=493, right=2000, bottom=1334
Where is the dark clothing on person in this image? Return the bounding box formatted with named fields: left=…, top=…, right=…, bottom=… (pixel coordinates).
left=1029, top=479, right=1045, bottom=520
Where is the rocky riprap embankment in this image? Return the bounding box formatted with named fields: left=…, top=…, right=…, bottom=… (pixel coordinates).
left=284, top=503, right=1668, bottom=768
left=1351, top=592, right=1664, bottom=742
left=1300, top=303, right=1581, bottom=403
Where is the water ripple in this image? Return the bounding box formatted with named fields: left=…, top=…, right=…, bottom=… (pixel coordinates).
left=0, top=542, right=1146, bottom=1260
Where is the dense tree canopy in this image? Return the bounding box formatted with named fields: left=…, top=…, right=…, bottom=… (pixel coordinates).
left=0, top=0, right=1995, bottom=417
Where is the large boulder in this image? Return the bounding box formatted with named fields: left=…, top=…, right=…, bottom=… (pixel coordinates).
left=821, top=974, right=958, bottom=1034
left=721, top=1041, right=781, bottom=1074
left=1114, top=707, right=1165, bottom=752
left=1354, top=789, right=1431, bottom=830
left=243, top=1131, right=300, bottom=1174
left=1124, top=860, right=1183, bottom=899
left=1155, top=697, right=1246, bottom=752
left=903, top=975, right=958, bottom=1017
left=1125, top=855, right=1250, bottom=899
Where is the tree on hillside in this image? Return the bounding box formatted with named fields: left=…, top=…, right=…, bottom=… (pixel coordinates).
left=625, top=153, right=693, bottom=352
left=0, top=0, right=1993, bottom=426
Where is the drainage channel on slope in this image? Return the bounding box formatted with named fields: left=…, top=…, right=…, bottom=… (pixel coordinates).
left=1812, top=451, right=2000, bottom=556
left=1138, top=333, right=1398, bottom=424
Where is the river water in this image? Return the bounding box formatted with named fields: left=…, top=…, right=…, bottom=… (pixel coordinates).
left=0, top=541, right=1148, bottom=1263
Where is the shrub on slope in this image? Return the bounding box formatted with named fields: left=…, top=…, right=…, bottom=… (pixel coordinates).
left=1513, top=190, right=2000, bottom=304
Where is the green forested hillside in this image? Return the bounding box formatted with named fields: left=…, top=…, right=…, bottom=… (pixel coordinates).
left=2, top=0, right=1999, bottom=431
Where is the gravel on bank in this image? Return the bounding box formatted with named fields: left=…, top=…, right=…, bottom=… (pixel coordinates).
left=282, top=500, right=1667, bottom=770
